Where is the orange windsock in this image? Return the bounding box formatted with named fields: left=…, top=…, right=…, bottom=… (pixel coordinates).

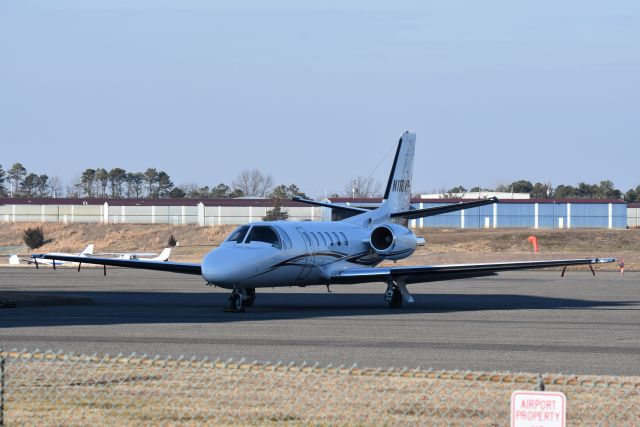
left=527, top=236, right=539, bottom=253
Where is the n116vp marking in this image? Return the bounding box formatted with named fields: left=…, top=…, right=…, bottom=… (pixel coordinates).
left=392, top=179, right=411, bottom=192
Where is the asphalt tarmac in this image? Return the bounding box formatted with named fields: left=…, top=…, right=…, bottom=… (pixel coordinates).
left=1, top=267, right=638, bottom=376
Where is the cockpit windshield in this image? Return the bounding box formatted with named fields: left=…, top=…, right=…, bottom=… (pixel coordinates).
left=226, top=225, right=250, bottom=243
left=245, top=226, right=282, bottom=249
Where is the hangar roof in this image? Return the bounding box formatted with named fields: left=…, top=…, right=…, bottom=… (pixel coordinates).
left=0, top=197, right=628, bottom=206
left=0, top=197, right=310, bottom=207
left=327, top=197, right=627, bottom=205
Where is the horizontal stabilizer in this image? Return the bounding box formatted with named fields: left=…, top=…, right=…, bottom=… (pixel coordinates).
left=292, top=196, right=369, bottom=214
left=390, top=197, right=499, bottom=220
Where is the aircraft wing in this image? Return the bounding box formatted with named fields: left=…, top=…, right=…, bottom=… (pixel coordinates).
left=35, top=254, right=201, bottom=275
left=330, top=258, right=616, bottom=285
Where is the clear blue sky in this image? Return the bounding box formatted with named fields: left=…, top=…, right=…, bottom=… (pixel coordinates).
left=1, top=0, right=638, bottom=197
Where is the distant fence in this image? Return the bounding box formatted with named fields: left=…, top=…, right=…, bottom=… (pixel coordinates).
left=1, top=349, right=638, bottom=425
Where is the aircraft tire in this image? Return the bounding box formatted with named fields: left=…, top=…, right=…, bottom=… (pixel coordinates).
left=243, top=288, right=256, bottom=307
left=389, top=289, right=402, bottom=308
left=229, top=294, right=244, bottom=312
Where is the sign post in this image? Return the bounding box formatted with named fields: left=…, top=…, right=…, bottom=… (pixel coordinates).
left=511, top=391, right=566, bottom=427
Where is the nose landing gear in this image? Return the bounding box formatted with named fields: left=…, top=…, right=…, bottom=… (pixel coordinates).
left=224, top=287, right=256, bottom=312
left=226, top=290, right=244, bottom=312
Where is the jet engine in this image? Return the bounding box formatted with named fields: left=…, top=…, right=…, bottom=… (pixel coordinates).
left=368, top=224, right=417, bottom=260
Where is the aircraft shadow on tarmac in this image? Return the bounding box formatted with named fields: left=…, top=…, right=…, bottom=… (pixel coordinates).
left=1, top=290, right=638, bottom=328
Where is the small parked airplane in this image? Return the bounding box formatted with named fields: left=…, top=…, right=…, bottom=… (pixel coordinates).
left=97, top=248, right=172, bottom=261
left=28, top=244, right=94, bottom=268
left=36, top=132, right=615, bottom=311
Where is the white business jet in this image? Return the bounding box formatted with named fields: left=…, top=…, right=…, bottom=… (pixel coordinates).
left=36, top=132, right=615, bottom=311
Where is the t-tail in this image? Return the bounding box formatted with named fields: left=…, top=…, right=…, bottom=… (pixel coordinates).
left=378, top=131, right=415, bottom=219
left=343, top=132, right=416, bottom=226
left=294, top=131, right=499, bottom=227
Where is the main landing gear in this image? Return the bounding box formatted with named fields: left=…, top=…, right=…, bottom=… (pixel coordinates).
left=244, top=288, right=256, bottom=307
left=384, top=279, right=414, bottom=309
left=224, top=287, right=256, bottom=312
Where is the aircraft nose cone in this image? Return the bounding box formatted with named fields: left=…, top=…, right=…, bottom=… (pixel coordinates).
left=201, top=249, right=235, bottom=286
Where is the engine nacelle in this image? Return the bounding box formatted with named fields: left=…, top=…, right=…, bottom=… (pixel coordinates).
left=368, top=224, right=417, bottom=260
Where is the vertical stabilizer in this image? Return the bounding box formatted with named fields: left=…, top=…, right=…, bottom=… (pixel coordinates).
left=378, top=131, right=415, bottom=215
left=343, top=131, right=416, bottom=226
left=81, top=244, right=94, bottom=256
left=150, top=248, right=171, bottom=261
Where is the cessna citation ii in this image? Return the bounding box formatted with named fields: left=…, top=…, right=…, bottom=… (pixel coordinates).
left=36, top=132, right=615, bottom=312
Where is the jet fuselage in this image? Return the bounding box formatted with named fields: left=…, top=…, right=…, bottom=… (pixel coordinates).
left=201, top=220, right=417, bottom=289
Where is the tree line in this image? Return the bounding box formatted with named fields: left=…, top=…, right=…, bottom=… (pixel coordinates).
left=0, top=163, right=309, bottom=200
left=446, top=179, right=640, bottom=202
left=1, top=163, right=638, bottom=202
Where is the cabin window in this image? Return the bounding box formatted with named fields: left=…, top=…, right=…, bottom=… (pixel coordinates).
left=324, top=232, right=334, bottom=245
left=317, top=232, right=327, bottom=247
left=301, top=232, right=312, bottom=248
left=332, top=232, right=341, bottom=246
left=274, top=225, right=292, bottom=249
left=339, top=232, right=349, bottom=245
left=245, top=226, right=282, bottom=249
left=310, top=232, right=320, bottom=246
left=226, top=225, right=250, bottom=243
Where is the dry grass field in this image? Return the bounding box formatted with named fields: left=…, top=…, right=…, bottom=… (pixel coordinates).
left=1, top=223, right=637, bottom=269
left=3, top=351, right=639, bottom=426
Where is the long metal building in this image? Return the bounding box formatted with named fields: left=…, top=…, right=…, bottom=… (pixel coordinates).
left=325, top=198, right=628, bottom=229
left=0, top=198, right=320, bottom=225
left=0, top=197, right=631, bottom=229
left=629, top=203, right=640, bottom=229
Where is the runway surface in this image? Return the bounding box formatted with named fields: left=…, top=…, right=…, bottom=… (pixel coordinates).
left=1, top=267, right=638, bottom=376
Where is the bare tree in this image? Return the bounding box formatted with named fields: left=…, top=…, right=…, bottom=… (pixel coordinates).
left=66, top=175, right=83, bottom=198
left=178, top=183, right=199, bottom=197
left=48, top=176, right=64, bottom=197
left=232, top=169, right=274, bottom=198
left=344, top=175, right=382, bottom=198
